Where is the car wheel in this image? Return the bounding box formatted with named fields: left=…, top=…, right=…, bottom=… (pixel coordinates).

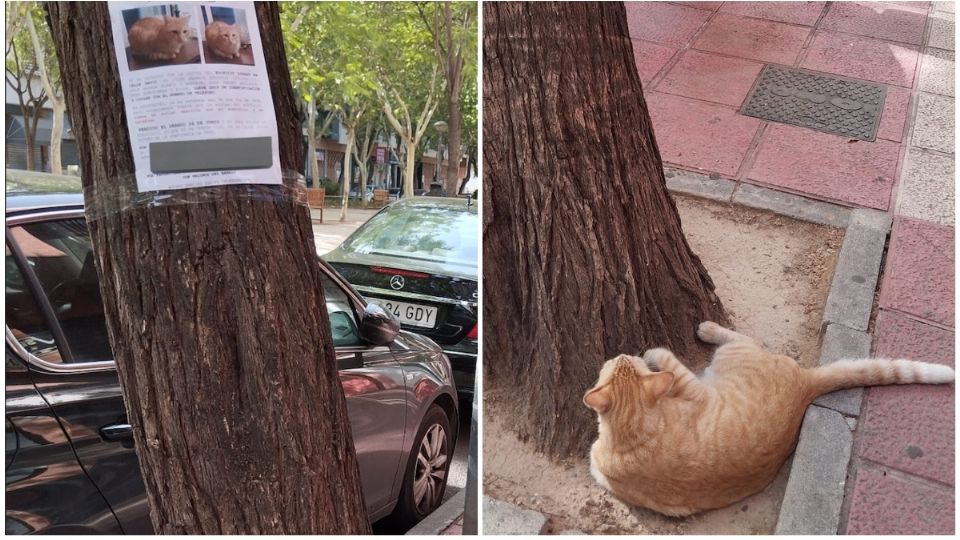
left=391, top=404, right=452, bottom=527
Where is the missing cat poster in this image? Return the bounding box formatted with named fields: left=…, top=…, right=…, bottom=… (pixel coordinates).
left=108, top=1, right=281, bottom=192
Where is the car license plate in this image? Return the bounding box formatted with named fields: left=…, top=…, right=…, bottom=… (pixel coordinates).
left=372, top=299, right=438, bottom=328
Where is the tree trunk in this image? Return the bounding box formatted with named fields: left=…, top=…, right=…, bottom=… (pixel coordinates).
left=49, top=99, right=64, bottom=174
left=46, top=2, right=371, bottom=534
left=340, top=122, right=354, bottom=222
left=307, top=100, right=319, bottom=185
left=403, top=138, right=416, bottom=198
left=482, top=2, right=729, bottom=460
left=445, top=103, right=461, bottom=196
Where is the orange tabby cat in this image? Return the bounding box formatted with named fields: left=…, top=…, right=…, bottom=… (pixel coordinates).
left=584, top=321, right=954, bottom=517
left=205, top=20, right=241, bottom=59
left=128, top=16, right=191, bottom=61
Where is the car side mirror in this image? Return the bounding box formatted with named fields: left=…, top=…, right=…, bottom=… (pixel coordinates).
left=359, top=302, right=400, bottom=346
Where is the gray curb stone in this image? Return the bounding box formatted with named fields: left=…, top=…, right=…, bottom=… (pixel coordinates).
left=732, top=183, right=852, bottom=227
left=775, top=405, right=854, bottom=535
left=482, top=496, right=549, bottom=535
left=405, top=489, right=465, bottom=535
left=664, top=168, right=737, bottom=202
left=812, top=323, right=873, bottom=416
left=822, top=209, right=892, bottom=331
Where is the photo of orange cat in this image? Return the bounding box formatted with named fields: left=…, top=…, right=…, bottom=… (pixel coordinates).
left=200, top=6, right=255, bottom=66
left=584, top=321, right=954, bottom=517
left=122, top=6, right=199, bottom=71
left=204, top=20, right=241, bottom=60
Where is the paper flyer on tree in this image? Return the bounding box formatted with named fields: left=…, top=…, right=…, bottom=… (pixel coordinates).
left=108, top=1, right=281, bottom=192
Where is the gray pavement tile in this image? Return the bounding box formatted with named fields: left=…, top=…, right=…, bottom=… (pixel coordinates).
left=918, top=47, right=955, bottom=97
left=911, top=92, right=955, bottom=153
left=933, top=0, right=956, bottom=13
left=934, top=1, right=955, bottom=14
left=897, top=147, right=955, bottom=225
left=928, top=11, right=955, bottom=50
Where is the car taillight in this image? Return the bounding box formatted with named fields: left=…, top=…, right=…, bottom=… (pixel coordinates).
left=466, top=324, right=478, bottom=341
left=370, top=266, right=430, bottom=279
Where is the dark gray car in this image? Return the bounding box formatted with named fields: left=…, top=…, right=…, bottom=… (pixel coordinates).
left=5, top=170, right=457, bottom=533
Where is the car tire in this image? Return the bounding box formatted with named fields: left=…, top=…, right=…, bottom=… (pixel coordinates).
left=391, top=404, right=453, bottom=528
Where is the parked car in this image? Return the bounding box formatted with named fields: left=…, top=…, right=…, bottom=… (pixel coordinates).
left=324, top=197, right=478, bottom=399
left=388, top=187, right=402, bottom=201
left=4, top=170, right=457, bottom=534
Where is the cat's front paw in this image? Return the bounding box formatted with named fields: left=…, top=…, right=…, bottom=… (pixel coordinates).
left=697, top=321, right=725, bottom=344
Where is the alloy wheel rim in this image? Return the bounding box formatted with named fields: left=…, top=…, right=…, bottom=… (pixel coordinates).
left=413, top=423, right=448, bottom=514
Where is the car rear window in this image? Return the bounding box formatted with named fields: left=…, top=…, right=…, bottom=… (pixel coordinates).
left=343, top=204, right=478, bottom=266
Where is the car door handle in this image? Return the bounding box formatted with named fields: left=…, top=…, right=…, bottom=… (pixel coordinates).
left=100, top=423, right=133, bottom=441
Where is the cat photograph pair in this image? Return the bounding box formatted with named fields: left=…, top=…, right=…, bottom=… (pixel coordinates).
left=123, top=5, right=252, bottom=71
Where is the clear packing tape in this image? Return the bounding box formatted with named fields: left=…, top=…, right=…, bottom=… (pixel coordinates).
left=83, top=170, right=309, bottom=222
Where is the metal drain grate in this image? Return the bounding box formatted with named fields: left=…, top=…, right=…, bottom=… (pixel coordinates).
left=741, top=65, right=887, bottom=141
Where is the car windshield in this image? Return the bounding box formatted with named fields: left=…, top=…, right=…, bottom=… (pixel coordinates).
left=343, top=204, right=477, bottom=267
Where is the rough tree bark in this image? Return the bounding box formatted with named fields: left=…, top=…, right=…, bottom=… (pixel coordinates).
left=46, top=2, right=371, bottom=534
left=483, top=2, right=730, bottom=459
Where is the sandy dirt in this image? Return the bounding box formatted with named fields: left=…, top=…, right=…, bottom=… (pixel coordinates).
left=483, top=195, right=844, bottom=535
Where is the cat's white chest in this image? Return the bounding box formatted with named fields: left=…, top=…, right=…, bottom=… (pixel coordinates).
left=589, top=447, right=612, bottom=491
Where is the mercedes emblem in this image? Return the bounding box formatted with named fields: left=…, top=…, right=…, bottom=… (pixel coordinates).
left=390, top=275, right=405, bottom=290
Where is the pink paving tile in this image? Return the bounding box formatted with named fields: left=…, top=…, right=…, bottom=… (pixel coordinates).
left=646, top=92, right=761, bottom=176
left=876, top=85, right=911, bottom=142
left=632, top=39, right=677, bottom=86
left=667, top=1, right=723, bottom=11
left=859, top=310, right=955, bottom=484
left=878, top=218, right=955, bottom=326
left=694, top=13, right=811, bottom=65
left=821, top=1, right=928, bottom=45
left=719, top=1, right=827, bottom=26
left=873, top=309, right=956, bottom=367
left=745, top=124, right=899, bottom=209
left=801, top=31, right=920, bottom=88
left=624, top=2, right=712, bottom=46
left=657, top=50, right=764, bottom=106
left=845, top=465, right=954, bottom=534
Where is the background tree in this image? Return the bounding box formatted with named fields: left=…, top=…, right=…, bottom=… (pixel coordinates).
left=5, top=26, right=47, bottom=171
left=351, top=109, right=384, bottom=208
left=416, top=1, right=476, bottom=196
left=25, top=2, right=65, bottom=174
left=373, top=1, right=442, bottom=198
left=46, top=2, right=370, bottom=533
left=483, top=2, right=729, bottom=459
left=282, top=3, right=337, bottom=186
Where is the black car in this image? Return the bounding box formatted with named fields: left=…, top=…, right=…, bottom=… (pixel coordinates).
left=5, top=171, right=458, bottom=534
left=324, top=197, right=478, bottom=398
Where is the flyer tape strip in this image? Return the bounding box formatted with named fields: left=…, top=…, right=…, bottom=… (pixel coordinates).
left=84, top=170, right=309, bottom=222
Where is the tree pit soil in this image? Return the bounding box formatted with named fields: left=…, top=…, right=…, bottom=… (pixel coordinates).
left=483, top=194, right=845, bottom=534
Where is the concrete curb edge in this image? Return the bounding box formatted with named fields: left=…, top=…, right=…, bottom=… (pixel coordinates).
left=405, top=489, right=466, bottom=536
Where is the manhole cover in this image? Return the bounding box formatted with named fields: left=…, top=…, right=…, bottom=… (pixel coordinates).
left=741, top=65, right=887, bottom=141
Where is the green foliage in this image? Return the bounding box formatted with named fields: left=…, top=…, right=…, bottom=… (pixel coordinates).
left=281, top=2, right=379, bottom=121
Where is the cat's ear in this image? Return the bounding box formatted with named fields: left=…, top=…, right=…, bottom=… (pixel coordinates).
left=583, top=385, right=612, bottom=413
left=644, top=372, right=675, bottom=401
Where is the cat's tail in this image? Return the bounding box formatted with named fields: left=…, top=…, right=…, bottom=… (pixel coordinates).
left=808, top=358, right=954, bottom=397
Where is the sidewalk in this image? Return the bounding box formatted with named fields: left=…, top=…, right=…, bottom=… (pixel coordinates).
left=628, top=1, right=954, bottom=534
left=310, top=207, right=381, bottom=254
